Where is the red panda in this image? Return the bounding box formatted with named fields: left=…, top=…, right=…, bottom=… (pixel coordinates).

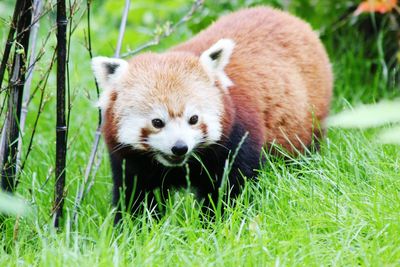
left=91, top=7, right=332, bottom=223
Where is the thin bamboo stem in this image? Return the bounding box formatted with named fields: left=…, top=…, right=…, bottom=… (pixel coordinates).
left=16, top=0, right=44, bottom=175
left=53, top=0, right=68, bottom=228
left=0, top=0, right=24, bottom=91
left=1, top=0, right=34, bottom=192
left=72, top=0, right=131, bottom=224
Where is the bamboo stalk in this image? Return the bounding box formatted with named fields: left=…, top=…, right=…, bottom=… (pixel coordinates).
left=1, top=0, right=34, bottom=192
left=53, top=0, right=68, bottom=228
left=114, top=0, right=131, bottom=58
left=0, top=0, right=25, bottom=180
left=16, top=0, right=44, bottom=175
left=0, top=0, right=24, bottom=91
left=19, top=51, right=56, bottom=174
left=0, top=120, right=8, bottom=176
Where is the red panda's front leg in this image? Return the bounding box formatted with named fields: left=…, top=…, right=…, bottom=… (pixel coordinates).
left=197, top=123, right=263, bottom=216
left=109, top=153, right=124, bottom=225
left=111, top=152, right=156, bottom=225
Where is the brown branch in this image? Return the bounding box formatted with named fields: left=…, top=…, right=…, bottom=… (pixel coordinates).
left=0, top=0, right=25, bottom=176
left=16, top=0, right=44, bottom=175
left=0, top=3, right=56, bottom=60
left=3, top=23, right=57, bottom=171
left=1, top=3, right=54, bottom=166
left=121, top=0, right=204, bottom=58
left=25, top=24, right=58, bottom=107
left=65, top=0, right=78, bottom=144
left=0, top=95, right=7, bottom=123
left=0, top=0, right=24, bottom=90
left=1, top=0, right=34, bottom=192
left=0, top=121, right=7, bottom=175
left=53, top=0, right=68, bottom=228
left=19, top=50, right=56, bottom=174
left=85, top=0, right=101, bottom=123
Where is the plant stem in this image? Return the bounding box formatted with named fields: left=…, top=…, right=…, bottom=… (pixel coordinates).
left=73, top=0, right=130, bottom=224
left=1, top=0, right=34, bottom=192
left=16, top=0, right=44, bottom=175
left=53, top=0, right=68, bottom=228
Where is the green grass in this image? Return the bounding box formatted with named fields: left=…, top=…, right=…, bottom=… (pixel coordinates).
left=1, top=0, right=400, bottom=266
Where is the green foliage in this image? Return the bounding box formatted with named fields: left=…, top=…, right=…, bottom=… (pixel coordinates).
left=0, top=192, right=29, bottom=216
left=328, top=100, right=400, bottom=144
left=1, top=130, right=400, bottom=265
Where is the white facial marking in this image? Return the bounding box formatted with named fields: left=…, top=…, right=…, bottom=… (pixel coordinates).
left=203, top=113, right=222, bottom=143
left=117, top=105, right=169, bottom=150
left=117, top=115, right=147, bottom=150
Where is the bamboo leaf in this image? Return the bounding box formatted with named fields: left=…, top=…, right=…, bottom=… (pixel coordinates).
left=327, top=100, right=400, bottom=128
left=0, top=192, right=29, bottom=216
left=378, top=126, right=400, bottom=144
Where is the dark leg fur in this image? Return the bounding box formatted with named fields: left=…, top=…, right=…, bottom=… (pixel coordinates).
left=196, top=123, right=262, bottom=218
left=110, top=154, right=124, bottom=225
left=111, top=153, right=158, bottom=225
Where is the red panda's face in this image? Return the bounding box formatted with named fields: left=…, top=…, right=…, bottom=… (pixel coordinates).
left=92, top=39, right=235, bottom=167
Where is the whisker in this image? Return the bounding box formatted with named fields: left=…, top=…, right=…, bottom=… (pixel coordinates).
left=110, top=144, right=131, bottom=154
left=110, top=140, right=153, bottom=154
left=198, top=138, right=230, bottom=151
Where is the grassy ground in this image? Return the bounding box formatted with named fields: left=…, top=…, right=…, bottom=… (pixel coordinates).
left=1, top=1, right=400, bottom=266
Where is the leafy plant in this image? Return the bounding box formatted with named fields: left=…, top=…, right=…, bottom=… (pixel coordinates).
left=0, top=191, right=29, bottom=216
left=328, top=100, right=400, bottom=144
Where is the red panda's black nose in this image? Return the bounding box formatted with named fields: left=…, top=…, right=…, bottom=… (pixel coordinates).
left=171, top=140, right=188, bottom=156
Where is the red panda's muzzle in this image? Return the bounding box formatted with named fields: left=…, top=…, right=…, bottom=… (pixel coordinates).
left=156, top=151, right=188, bottom=167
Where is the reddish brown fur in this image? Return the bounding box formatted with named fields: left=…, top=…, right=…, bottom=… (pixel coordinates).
left=102, top=7, right=332, bottom=154
left=103, top=92, right=119, bottom=150
left=172, top=7, right=333, bottom=152
left=140, top=128, right=151, bottom=150
left=200, top=123, right=208, bottom=137
left=99, top=7, right=333, bottom=222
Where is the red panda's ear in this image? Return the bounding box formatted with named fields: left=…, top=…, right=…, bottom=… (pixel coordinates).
left=91, top=56, right=128, bottom=90
left=200, top=39, right=235, bottom=89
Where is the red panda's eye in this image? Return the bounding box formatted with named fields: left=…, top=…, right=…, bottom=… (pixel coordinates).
left=152, top=119, right=165, bottom=129
left=189, top=115, right=198, bottom=125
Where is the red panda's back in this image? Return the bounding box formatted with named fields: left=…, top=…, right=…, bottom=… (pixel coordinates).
left=173, top=7, right=333, bottom=152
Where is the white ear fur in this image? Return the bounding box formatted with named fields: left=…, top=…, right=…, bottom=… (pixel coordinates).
left=91, top=56, right=128, bottom=90
left=200, top=39, right=235, bottom=90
